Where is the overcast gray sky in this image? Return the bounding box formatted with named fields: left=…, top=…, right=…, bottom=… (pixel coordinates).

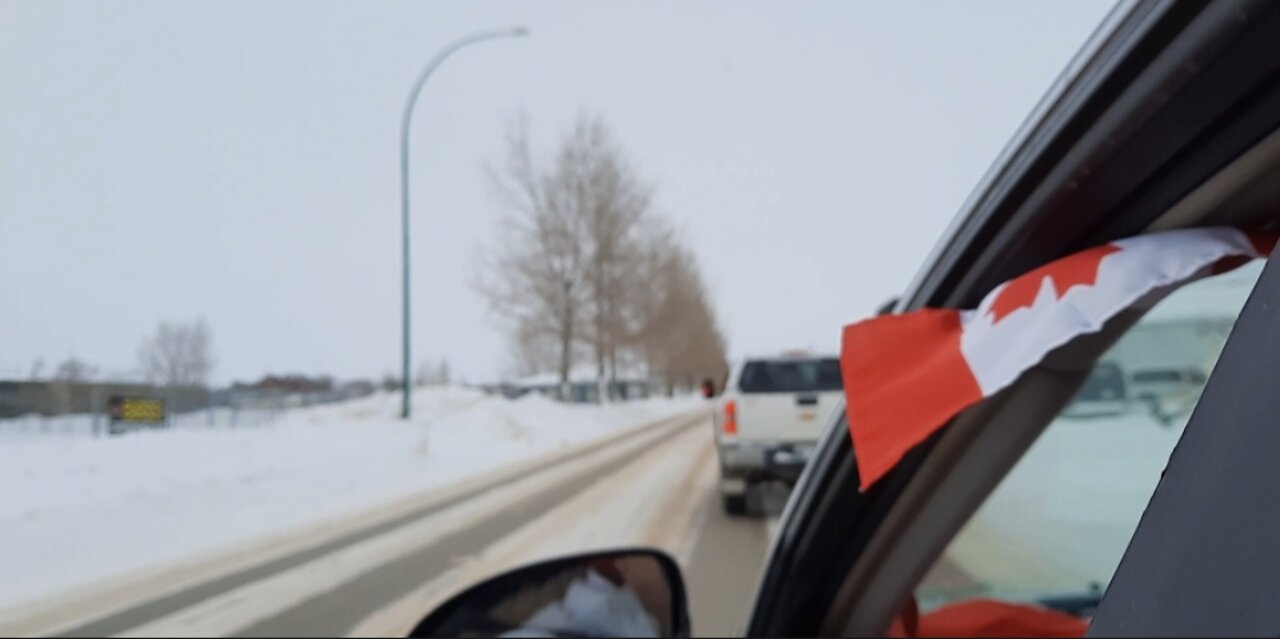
left=1, top=1, right=1117, bottom=385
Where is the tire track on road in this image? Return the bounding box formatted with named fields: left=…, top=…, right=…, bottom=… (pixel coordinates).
left=233, top=415, right=707, bottom=637
left=53, top=411, right=705, bottom=638
left=343, top=421, right=719, bottom=637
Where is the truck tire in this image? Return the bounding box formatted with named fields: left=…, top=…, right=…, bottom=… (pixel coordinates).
left=722, top=493, right=748, bottom=516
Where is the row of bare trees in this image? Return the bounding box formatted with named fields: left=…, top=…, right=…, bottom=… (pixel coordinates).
left=19, top=320, right=213, bottom=415
left=477, top=114, right=728, bottom=393
left=26, top=319, right=214, bottom=389
left=137, top=318, right=215, bottom=387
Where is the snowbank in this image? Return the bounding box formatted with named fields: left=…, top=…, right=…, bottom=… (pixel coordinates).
left=0, top=387, right=701, bottom=609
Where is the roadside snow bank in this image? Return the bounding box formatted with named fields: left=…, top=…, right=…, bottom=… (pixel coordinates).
left=0, top=387, right=702, bottom=609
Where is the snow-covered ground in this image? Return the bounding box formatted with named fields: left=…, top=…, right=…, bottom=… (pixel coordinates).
left=0, top=407, right=284, bottom=442
left=0, top=387, right=701, bottom=610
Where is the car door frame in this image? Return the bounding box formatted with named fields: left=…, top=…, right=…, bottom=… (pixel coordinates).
left=746, top=0, right=1280, bottom=634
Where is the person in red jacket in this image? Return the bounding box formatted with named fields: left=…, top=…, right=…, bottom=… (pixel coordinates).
left=700, top=378, right=716, bottom=399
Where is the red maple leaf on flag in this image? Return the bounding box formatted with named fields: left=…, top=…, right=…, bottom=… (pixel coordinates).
left=988, top=243, right=1123, bottom=323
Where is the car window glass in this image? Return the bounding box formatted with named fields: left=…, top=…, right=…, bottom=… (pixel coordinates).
left=738, top=359, right=843, bottom=393
left=915, top=261, right=1265, bottom=614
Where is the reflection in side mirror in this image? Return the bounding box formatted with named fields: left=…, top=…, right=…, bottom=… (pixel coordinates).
left=409, top=548, right=690, bottom=638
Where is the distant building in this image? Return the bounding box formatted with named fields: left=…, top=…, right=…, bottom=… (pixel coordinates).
left=233, top=374, right=333, bottom=394
left=223, top=374, right=370, bottom=409
left=500, top=366, right=655, bottom=404
left=339, top=379, right=376, bottom=398
left=227, top=375, right=329, bottom=409
left=0, top=381, right=207, bottom=418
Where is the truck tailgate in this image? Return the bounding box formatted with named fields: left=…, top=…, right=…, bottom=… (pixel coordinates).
left=734, top=390, right=841, bottom=443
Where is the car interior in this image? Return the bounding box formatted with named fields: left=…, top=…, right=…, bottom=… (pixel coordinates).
left=827, top=115, right=1280, bottom=639
left=747, top=0, right=1280, bottom=635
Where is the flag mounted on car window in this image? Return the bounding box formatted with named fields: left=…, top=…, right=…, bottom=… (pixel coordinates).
left=841, top=227, right=1276, bottom=491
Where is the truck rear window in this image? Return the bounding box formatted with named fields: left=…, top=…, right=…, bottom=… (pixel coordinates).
left=738, top=358, right=843, bottom=393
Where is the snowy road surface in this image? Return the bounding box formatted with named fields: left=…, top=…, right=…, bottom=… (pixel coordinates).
left=1, top=401, right=778, bottom=637
left=0, top=388, right=700, bottom=610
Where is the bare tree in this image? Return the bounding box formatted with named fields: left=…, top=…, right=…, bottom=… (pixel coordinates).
left=635, top=242, right=729, bottom=392
left=477, top=117, right=590, bottom=387
left=508, top=323, right=560, bottom=377
left=570, top=116, right=653, bottom=400
left=416, top=358, right=452, bottom=387
left=479, top=113, right=728, bottom=398
left=49, top=356, right=97, bottom=414
left=53, top=357, right=97, bottom=382
left=137, top=318, right=215, bottom=387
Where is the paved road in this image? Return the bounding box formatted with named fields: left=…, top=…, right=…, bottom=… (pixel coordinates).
left=685, top=490, right=773, bottom=636
left=14, top=411, right=776, bottom=638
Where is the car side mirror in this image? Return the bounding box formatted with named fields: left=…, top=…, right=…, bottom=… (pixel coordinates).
left=876, top=296, right=900, bottom=316
left=409, top=548, right=691, bottom=638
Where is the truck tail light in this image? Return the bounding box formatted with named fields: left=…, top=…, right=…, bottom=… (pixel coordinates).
left=723, top=400, right=737, bottom=435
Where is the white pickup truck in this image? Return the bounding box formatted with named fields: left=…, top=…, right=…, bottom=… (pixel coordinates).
left=712, top=353, right=844, bottom=516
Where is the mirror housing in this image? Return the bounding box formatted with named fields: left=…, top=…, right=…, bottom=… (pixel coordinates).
left=410, top=547, right=690, bottom=638
left=876, top=296, right=900, bottom=316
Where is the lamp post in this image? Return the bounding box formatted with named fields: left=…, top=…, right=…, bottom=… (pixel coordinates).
left=400, top=26, right=528, bottom=419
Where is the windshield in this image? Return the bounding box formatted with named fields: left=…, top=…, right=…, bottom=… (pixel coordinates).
left=738, top=359, right=843, bottom=394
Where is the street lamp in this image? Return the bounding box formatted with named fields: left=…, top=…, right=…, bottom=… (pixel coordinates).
left=400, top=26, right=528, bottom=419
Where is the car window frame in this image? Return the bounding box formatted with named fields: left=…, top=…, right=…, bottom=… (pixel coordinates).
left=746, top=0, right=1280, bottom=633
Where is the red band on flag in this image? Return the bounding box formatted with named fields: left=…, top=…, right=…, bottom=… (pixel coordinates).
left=842, top=309, right=981, bottom=490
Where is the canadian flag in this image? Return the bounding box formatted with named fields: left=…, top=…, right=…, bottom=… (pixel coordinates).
left=841, top=227, right=1275, bottom=490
